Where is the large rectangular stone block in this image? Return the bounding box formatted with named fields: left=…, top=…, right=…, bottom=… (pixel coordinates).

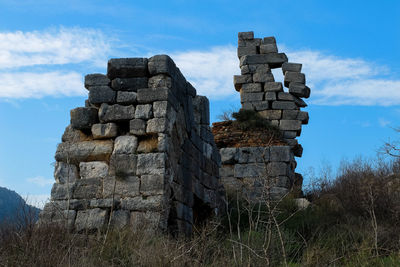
left=111, top=77, right=148, bottom=91
left=271, top=101, right=298, bottom=110
left=284, top=71, right=305, bottom=87
left=279, top=120, right=302, bottom=131
left=263, top=36, right=276, bottom=44
left=240, top=53, right=288, bottom=68
left=73, top=178, right=102, bottom=199
left=193, top=96, right=210, bottom=125
left=129, top=119, right=146, bottom=135
left=91, top=123, right=118, bottom=139
left=136, top=153, right=166, bottom=175
left=140, top=174, right=164, bottom=196
left=241, top=83, right=262, bottom=93
left=253, top=101, right=269, bottom=111
left=253, top=71, right=275, bottom=83
left=267, top=162, right=289, bottom=176
left=55, top=140, right=113, bottom=164
left=240, top=92, right=264, bottom=103
left=116, top=91, right=137, bottom=104
left=109, top=154, right=137, bottom=177
left=238, top=38, right=261, bottom=47
left=297, top=111, right=309, bottom=124
left=148, top=74, right=172, bottom=89
left=98, top=103, right=135, bottom=122
left=135, top=104, right=153, bottom=119
left=234, top=163, right=266, bottom=178
left=54, top=162, right=78, bottom=184
left=260, top=43, right=278, bottom=54
left=270, top=146, right=292, bottom=162
left=88, top=86, right=116, bottom=104
left=277, top=92, right=295, bottom=101
left=121, top=196, right=164, bottom=211
left=103, top=176, right=140, bottom=198
left=233, top=75, right=252, bottom=90
left=237, top=147, right=269, bottom=163
left=241, top=64, right=270, bottom=75
left=84, top=74, right=110, bottom=89
left=264, top=82, right=283, bottom=92
left=289, top=82, right=310, bottom=98
left=79, top=161, right=109, bottom=179
left=109, top=210, right=130, bottom=229
left=107, top=58, right=148, bottom=79
left=137, top=87, right=170, bottom=103
left=148, top=55, right=177, bottom=76
left=89, top=198, right=119, bottom=208
left=237, top=46, right=257, bottom=58
left=238, top=31, right=254, bottom=40
left=282, top=62, right=302, bottom=74
left=130, top=211, right=162, bottom=232
left=283, top=131, right=297, bottom=139
left=220, top=147, right=238, bottom=164
left=265, top=92, right=276, bottom=101
left=282, top=110, right=299, bottom=120
left=75, top=208, right=109, bottom=232
left=258, top=110, right=282, bottom=120
left=70, top=107, right=98, bottom=130
left=51, top=182, right=74, bottom=200
left=146, top=118, right=167, bottom=133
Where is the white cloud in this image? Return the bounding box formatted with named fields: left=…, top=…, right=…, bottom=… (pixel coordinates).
left=0, top=27, right=112, bottom=99
left=171, top=45, right=238, bottom=99
left=27, top=176, right=54, bottom=187
left=171, top=45, right=400, bottom=106
left=0, top=27, right=111, bottom=69
left=0, top=71, right=85, bottom=98
left=285, top=49, right=400, bottom=106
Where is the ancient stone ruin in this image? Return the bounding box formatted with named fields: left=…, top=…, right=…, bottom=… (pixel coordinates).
left=212, top=31, right=309, bottom=201
left=39, top=31, right=310, bottom=235
left=39, top=55, right=224, bottom=235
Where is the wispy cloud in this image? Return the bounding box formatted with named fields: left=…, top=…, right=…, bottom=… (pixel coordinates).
left=0, top=27, right=112, bottom=99
left=286, top=49, right=400, bottom=106
left=172, top=45, right=400, bottom=106
left=27, top=176, right=53, bottom=187
left=171, top=45, right=238, bottom=99
left=0, top=27, right=111, bottom=69
left=0, top=71, right=85, bottom=98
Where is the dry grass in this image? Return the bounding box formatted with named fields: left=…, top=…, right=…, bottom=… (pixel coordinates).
left=2, top=156, right=400, bottom=266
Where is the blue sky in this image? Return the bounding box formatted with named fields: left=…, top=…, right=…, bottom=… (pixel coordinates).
left=1, top=0, right=400, bottom=208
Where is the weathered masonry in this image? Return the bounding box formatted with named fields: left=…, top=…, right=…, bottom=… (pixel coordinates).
left=213, top=31, right=309, bottom=200
left=39, top=55, right=225, bottom=235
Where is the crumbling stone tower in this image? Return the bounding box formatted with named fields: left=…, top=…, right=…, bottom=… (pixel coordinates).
left=39, top=55, right=224, bottom=235
left=213, top=31, right=309, bottom=200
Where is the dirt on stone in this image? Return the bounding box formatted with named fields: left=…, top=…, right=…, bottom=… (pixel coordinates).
left=211, top=120, right=287, bottom=148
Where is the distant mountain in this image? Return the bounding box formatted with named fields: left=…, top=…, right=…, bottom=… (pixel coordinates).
left=0, top=186, right=41, bottom=224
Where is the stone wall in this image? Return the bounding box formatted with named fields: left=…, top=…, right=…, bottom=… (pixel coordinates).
left=39, top=55, right=224, bottom=235
left=214, top=31, right=310, bottom=200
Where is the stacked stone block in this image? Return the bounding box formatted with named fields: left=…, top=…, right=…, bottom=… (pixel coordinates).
left=220, top=146, right=301, bottom=200
left=39, top=55, right=224, bottom=235
left=234, top=32, right=310, bottom=148
left=217, top=31, right=310, bottom=200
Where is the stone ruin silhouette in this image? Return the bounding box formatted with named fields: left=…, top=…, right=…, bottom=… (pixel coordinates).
left=213, top=31, right=309, bottom=201
left=39, top=31, right=310, bottom=235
